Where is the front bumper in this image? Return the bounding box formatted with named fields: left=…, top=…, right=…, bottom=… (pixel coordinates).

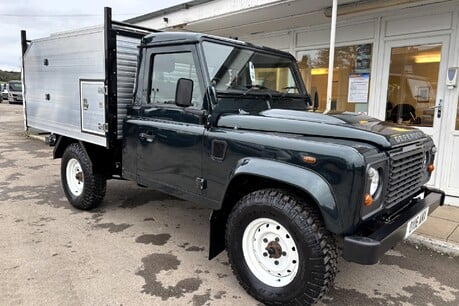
left=342, top=187, right=445, bottom=265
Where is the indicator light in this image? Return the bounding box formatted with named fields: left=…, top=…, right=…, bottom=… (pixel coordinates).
left=364, top=194, right=373, bottom=206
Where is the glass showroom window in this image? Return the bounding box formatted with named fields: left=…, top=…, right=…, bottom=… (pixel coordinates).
left=297, top=44, right=372, bottom=113
left=385, top=44, right=441, bottom=127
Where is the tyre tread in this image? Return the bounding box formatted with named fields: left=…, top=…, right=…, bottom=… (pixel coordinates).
left=225, top=188, right=338, bottom=306
left=61, top=143, right=106, bottom=210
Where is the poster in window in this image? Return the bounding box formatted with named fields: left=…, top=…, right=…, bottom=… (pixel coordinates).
left=355, top=44, right=372, bottom=74
left=348, top=73, right=370, bottom=103
left=416, top=86, right=430, bottom=102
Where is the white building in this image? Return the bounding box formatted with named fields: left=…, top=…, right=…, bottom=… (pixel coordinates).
left=127, top=0, right=459, bottom=205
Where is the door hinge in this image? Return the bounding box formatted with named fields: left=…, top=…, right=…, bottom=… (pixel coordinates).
left=98, top=122, right=109, bottom=133
left=196, top=177, right=207, bottom=190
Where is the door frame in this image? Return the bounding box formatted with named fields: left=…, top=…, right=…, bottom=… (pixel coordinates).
left=379, top=34, right=451, bottom=187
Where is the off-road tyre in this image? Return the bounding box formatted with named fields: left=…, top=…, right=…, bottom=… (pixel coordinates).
left=61, top=143, right=106, bottom=210
left=226, top=189, right=338, bottom=305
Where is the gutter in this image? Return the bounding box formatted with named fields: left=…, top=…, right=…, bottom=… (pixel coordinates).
left=124, top=0, right=214, bottom=23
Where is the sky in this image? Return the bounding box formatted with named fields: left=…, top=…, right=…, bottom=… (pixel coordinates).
left=0, top=0, right=188, bottom=71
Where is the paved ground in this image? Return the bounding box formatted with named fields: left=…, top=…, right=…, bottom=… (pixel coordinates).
left=417, top=205, right=459, bottom=244
left=1, top=102, right=459, bottom=305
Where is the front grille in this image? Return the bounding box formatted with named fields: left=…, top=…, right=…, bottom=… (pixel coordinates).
left=385, top=145, right=425, bottom=207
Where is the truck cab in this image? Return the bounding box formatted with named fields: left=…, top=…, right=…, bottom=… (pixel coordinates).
left=122, top=33, right=310, bottom=205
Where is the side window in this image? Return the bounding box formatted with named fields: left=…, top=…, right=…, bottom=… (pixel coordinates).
left=149, top=52, right=203, bottom=108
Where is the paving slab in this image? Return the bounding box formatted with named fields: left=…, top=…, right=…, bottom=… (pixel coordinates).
left=431, top=205, right=459, bottom=223
left=449, top=225, right=459, bottom=244
left=416, top=216, right=458, bottom=240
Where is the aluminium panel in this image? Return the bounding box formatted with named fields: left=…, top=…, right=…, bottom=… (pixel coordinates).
left=24, top=27, right=106, bottom=147
left=80, top=80, right=106, bottom=136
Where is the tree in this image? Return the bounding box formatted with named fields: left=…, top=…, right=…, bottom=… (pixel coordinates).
left=0, top=70, right=21, bottom=82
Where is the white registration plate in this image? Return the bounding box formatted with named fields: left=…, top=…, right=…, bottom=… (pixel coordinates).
left=405, top=207, right=429, bottom=239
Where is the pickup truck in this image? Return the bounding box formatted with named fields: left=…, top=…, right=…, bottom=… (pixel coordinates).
left=21, top=8, right=444, bottom=305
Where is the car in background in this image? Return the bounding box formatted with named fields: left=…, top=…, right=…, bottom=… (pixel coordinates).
left=7, top=80, right=23, bottom=104
left=1, top=83, right=8, bottom=101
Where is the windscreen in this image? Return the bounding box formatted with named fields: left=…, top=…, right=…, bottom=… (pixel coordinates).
left=9, top=81, right=22, bottom=91
left=202, top=41, right=302, bottom=95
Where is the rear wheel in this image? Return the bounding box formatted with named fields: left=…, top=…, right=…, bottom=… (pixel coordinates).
left=61, top=143, right=106, bottom=210
left=226, top=189, right=337, bottom=305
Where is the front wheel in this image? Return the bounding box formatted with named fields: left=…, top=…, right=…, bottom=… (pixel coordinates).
left=226, top=189, right=337, bottom=305
left=61, top=143, right=106, bottom=210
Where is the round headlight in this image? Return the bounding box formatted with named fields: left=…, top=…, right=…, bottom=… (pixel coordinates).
left=368, top=167, right=380, bottom=196
left=422, top=152, right=429, bottom=168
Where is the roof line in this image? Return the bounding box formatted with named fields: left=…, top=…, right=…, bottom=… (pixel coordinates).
left=124, top=0, right=214, bottom=24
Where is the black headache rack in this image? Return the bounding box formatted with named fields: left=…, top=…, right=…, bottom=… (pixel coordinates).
left=21, top=7, right=159, bottom=150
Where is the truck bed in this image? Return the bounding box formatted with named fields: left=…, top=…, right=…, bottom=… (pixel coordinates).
left=22, top=9, right=154, bottom=148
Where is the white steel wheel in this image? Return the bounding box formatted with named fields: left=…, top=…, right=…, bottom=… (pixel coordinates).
left=242, top=217, right=299, bottom=287
left=61, top=143, right=106, bottom=210
left=226, top=189, right=338, bottom=305
left=66, top=158, right=84, bottom=196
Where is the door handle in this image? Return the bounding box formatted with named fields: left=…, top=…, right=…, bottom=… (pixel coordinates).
left=139, top=132, right=156, bottom=143
left=437, top=99, right=443, bottom=119
left=430, top=99, right=443, bottom=118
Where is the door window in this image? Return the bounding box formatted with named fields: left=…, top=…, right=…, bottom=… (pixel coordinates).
left=149, top=52, right=203, bottom=108
left=385, top=44, right=441, bottom=127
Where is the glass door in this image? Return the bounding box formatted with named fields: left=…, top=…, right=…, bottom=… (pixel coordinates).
left=380, top=36, right=450, bottom=186
left=442, top=90, right=459, bottom=197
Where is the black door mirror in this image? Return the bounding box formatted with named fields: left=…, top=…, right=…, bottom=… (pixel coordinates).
left=175, top=78, right=193, bottom=107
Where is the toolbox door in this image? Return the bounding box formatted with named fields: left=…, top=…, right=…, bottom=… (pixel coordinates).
left=80, top=80, right=106, bottom=136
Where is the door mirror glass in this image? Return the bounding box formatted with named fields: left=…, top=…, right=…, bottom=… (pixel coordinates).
left=175, top=78, right=193, bottom=107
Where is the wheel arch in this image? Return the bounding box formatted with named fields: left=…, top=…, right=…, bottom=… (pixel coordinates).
left=209, top=157, right=341, bottom=260
left=53, top=135, right=77, bottom=159
left=53, top=136, right=115, bottom=175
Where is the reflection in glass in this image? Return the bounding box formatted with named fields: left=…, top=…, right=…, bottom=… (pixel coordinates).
left=150, top=52, right=202, bottom=107
left=297, top=44, right=372, bottom=113
left=385, top=44, right=441, bottom=127
left=202, top=42, right=301, bottom=94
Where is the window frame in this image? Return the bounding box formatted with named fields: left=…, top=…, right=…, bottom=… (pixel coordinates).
left=146, top=45, right=206, bottom=109
left=199, top=38, right=308, bottom=97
